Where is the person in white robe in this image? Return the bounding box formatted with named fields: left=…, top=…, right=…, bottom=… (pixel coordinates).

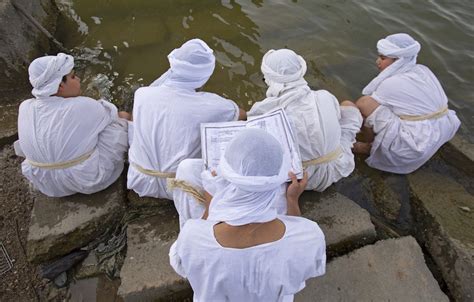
left=15, top=53, right=129, bottom=197
left=170, top=129, right=326, bottom=302
left=248, top=49, right=363, bottom=192
left=127, top=38, right=244, bottom=199
left=353, top=33, right=461, bottom=173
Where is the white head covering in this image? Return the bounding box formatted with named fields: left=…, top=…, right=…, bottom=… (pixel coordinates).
left=207, top=129, right=289, bottom=226
left=150, top=39, right=216, bottom=90
left=28, top=53, right=74, bottom=98
left=362, top=33, right=421, bottom=95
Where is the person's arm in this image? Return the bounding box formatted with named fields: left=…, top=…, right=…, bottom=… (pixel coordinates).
left=286, top=172, right=308, bottom=216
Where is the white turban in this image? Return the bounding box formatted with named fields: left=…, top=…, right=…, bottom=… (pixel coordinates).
left=150, top=39, right=216, bottom=90
left=363, top=33, right=421, bottom=95
left=28, top=53, right=74, bottom=98
left=207, top=129, right=290, bottom=226
left=261, top=49, right=308, bottom=98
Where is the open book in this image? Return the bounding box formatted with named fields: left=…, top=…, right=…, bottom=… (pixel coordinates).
left=201, top=108, right=303, bottom=180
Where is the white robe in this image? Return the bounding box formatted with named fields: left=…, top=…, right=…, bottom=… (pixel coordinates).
left=127, top=84, right=239, bottom=199
left=248, top=89, right=362, bottom=192
left=365, top=65, right=460, bottom=173
left=169, top=215, right=326, bottom=302
left=16, top=96, right=128, bottom=197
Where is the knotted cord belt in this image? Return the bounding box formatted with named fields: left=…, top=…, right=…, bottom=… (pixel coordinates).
left=167, top=178, right=207, bottom=204
left=131, top=162, right=176, bottom=178
left=27, top=149, right=95, bottom=169
left=398, top=106, right=448, bottom=121
left=302, top=147, right=342, bottom=169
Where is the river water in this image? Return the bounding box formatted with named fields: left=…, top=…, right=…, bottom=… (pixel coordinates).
left=55, top=0, right=474, bottom=140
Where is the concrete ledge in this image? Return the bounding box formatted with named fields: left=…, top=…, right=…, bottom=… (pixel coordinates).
left=118, top=209, right=191, bottom=301
left=408, top=171, right=474, bottom=302
left=296, top=236, right=448, bottom=302
left=26, top=177, right=126, bottom=264
left=301, top=191, right=377, bottom=256
left=440, top=135, right=474, bottom=176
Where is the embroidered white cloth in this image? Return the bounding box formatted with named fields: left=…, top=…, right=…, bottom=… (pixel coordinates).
left=363, top=33, right=460, bottom=173
left=248, top=49, right=362, bottom=191
left=127, top=39, right=239, bottom=198
left=17, top=96, right=128, bottom=197
left=169, top=215, right=326, bottom=302
left=28, top=53, right=74, bottom=98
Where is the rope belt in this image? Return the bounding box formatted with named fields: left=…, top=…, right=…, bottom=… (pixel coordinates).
left=167, top=178, right=207, bottom=204
left=131, top=162, right=176, bottom=178
left=398, top=106, right=448, bottom=121
left=27, top=149, right=95, bottom=169
left=302, top=147, right=342, bottom=169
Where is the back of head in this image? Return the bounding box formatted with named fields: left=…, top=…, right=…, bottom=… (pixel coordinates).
left=224, top=129, right=283, bottom=177
left=28, top=53, right=74, bottom=98
left=167, top=38, right=216, bottom=89
left=376, top=33, right=421, bottom=59
left=261, top=49, right=307, bottom=84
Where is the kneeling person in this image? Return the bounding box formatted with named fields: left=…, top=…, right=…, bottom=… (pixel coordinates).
left=16, top=53, right=129, bottom=197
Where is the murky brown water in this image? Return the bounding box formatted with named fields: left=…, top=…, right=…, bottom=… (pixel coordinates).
left=55, top=0, right=474, bottom=141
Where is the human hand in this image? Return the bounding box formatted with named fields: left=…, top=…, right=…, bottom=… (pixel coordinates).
left=211, top=170, right=217, bottom=177
left=286, top=172, right=308, bottom=202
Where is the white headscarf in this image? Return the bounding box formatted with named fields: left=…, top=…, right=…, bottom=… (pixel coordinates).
left=362, top=33, right=421, bottom=95
left=248, top=49, right=311, bottom=115
left=207, top=129, right=289, bottom=226
left=28, top=53, right=74, bottom=98
left=150, top=38, right=216, bottom=90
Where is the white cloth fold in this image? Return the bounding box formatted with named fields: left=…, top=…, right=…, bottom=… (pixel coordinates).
left=17, top=96, right=128, bottom=197
left=29, top=53, right=74, bottom=98
left=249, top=49, right=362, bottom=191
left=207, top=129, right=288, bottom=226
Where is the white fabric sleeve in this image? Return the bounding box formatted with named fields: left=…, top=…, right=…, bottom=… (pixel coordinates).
left=98, top=99, right=119, bottom=120
left=169, top=241, right=187, bottom=278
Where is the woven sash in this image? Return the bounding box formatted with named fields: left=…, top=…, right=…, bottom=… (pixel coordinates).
left=302, top=147, right=342, bottom=169
left=398, top=106, right=448, bottom=121
left=131, top=162, right=176, bottom=178
left=27, top=149, right=95, bottom=169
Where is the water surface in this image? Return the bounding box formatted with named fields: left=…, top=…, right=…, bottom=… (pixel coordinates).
left=55, top=0, right=474, bottom=140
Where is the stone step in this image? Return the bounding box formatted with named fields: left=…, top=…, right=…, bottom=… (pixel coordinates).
left=408, top=171, right=474, bottom=302
left=295, top=236, right=449, bottom=302
left=440, top=134, right=474, bottom=176
left=117, top=203, right=191, bottom=302
left=119, top=192, right=377, bottom=300
left=26, top=177, right=126, bottom=264
left=301, top=191, right=377, bottom=256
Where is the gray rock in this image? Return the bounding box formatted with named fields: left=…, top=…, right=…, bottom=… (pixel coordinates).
left=440, top=134, right=474, bottom=176
left=301, top=191, right=377, bottom=256
left=296, top=236, right=449, bottom=302
left=75, top=252, right=101, bottom=280
left=118, top=207, right=192, bottom=301
left=26, top=177, right=126, bottom=264
left=408, top=171, right=474, bottom=302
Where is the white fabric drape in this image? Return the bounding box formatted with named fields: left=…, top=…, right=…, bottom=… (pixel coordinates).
left=29, top=53, right=74, bottom=98
left=363, top=34, right=460, bottom=173
left=248, top=49, right=362, bottom=191
left=127, top=38, right=239, bottom=198
left=17, top=96, right=128, bottom=197
left=169, top=215, right=326, bottom=302
left=206, top=129, right=289, bottom=226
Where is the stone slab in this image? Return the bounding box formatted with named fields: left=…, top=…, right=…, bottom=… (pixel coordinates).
left=301, top=191, right=377, bottom=256
left=26, top=176, right=126, bottom=264
left=296, top=236, right=448, bottom=302
left=440, top=134, right=474, bottom=176
left=118, top=206, right=192, bottom=301
left=408, top=171, right=474, bottom=302
left=127, top=190, right=172, bottom=208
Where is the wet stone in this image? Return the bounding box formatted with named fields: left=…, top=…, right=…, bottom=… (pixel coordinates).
left=127, top=190, right=172, bottom=208
left=301, top=191, right=377, bottom=256
left=296, top=236, right=448, bottom=302
left=408, top=171, right=474, bottom=302
left=118, top=207, right=192, bottom=302
left=440, top=134, right=474, bottom=176
left=26, top=177, right=126, bottom=264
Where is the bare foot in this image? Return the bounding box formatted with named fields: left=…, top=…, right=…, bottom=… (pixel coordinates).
left=352, top=141, right=372, bottom=155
